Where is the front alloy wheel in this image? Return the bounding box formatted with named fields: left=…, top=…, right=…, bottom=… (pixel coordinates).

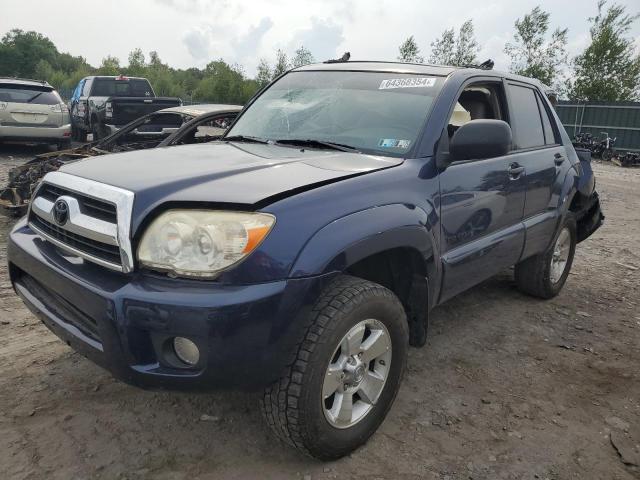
left=261, top=275, right=408, bottom=460
left=322, top=319, right=392, bottom=428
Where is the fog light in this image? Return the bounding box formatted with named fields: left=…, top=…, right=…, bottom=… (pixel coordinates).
left=173, top=337, right=200, bottom=366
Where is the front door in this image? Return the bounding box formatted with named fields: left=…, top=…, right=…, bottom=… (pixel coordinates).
left=437, top=80, right=526, bottom=302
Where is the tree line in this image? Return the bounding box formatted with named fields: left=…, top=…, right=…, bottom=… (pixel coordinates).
left=0, top=0, right=638, bottom=103
left=398, top=0, right=640, bottom=101
left=0, top=32, right=317, bottom=104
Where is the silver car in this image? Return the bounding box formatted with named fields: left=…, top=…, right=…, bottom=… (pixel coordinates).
left=0, top=78, right=72, bottom=149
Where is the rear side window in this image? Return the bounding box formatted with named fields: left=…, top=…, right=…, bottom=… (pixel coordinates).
left=536, top=93, right=558, bottom=145
left=91, top=78, right=153, bottom=97
left=507, top=84, right=545, bottom=150
left=0, top=84, right=62, bottom=105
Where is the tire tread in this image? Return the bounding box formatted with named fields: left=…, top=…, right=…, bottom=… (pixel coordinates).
left=260, top=275, right=402, bottom=458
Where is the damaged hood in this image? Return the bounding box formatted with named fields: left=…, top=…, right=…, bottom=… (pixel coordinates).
left=59, top=141, right=402, bottom=216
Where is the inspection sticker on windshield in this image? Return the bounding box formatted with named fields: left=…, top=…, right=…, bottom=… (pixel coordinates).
left=379, top=77, right=436, bottom=89
left=379, top=139, right=411, bottom=148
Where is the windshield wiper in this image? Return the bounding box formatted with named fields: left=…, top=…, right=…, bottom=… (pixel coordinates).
left=274, top=138, right=360, bottom=153
left=26, top=91, right=45, bottom=103
left=223, top=135, right=269, bottom=144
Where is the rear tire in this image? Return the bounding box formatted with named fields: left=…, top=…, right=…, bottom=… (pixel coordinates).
left=92, top=123, right=102, bottom=141
left=261, top=275, right=409, bottom=460
left=57, top=140, right=71, bottom=151
left=515, top=213, right=577, bottom=299
left=76, top=128, right=88, bottom=143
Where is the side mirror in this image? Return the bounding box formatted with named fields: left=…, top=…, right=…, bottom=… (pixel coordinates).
left=449, top=119, right=512, bottom=161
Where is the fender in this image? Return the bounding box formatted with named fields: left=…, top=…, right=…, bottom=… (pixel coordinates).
left=290, top=202, right=438, bottom=282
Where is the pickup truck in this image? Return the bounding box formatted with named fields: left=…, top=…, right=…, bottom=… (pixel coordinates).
left=69, top=75, right=181, bottom=141
left=8, top=61, right=603, bottom=460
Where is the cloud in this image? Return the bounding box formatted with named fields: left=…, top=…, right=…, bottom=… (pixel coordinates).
left=183, top=28, right=211, bottom=60
left=233, top=17, right=274, bottom=59
left=288, top=17, right=345, bottom=62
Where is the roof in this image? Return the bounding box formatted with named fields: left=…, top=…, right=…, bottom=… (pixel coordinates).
left=156, top=104, right=243, bottom=117
left=292, top=61, right=547, bottom=88
left=293, top=61, right=458, bottom=76
left=85, top=75, right=149, bottom=80
left=0, top=77, right=52, bottom=88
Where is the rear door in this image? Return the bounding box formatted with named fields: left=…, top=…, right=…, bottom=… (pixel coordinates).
left=504, top=82, right=565, bottom=259
left=438, top=79, right=526, bottom=302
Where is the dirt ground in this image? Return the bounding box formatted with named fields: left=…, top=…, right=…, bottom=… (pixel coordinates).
left=0, top=144, right=638, bottom=480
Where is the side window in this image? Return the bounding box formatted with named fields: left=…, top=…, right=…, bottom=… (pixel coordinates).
left=447, top=83, right=506, bottom=138
left=535, top=92, right=558, bottom=145
left=507, top=84, right=545, bottom=150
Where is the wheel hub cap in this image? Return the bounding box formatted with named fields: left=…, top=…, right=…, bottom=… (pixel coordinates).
left=322, top=319, right=392, bottom=429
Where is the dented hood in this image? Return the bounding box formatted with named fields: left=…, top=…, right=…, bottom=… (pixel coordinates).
left=59, top=141, right=402, bottom=218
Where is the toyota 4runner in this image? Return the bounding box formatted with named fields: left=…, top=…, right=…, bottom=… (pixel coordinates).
left=8, top=61, right=604, bottom=460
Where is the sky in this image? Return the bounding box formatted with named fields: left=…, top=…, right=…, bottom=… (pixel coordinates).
left=1, top=0, right=639, bottom=76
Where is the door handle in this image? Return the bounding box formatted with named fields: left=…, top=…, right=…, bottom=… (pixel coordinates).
left=508, top=163, right=525, bottom=178
left=554, top=153, right=565, bottom=165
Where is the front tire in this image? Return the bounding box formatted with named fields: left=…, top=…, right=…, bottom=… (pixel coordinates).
left=515, top=213, right=577, bottom=299
left=261, top=275, right=408, bottom=460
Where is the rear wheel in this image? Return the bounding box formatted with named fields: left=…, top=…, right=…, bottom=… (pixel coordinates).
left=76, top=127, right=88, bottom=143
left=92, top=123, right=102, bottom=141
left=57, top=139, right=71, bottom=150
left=261, top=275, right=408, bottom=460
left=515, top=213, right=577, bottom=299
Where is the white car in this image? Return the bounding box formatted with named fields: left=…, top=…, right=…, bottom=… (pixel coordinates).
left=0, top=78, right=72, bottom=149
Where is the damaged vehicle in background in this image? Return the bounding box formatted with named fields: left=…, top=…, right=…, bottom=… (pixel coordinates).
left=0, top=104, right=241, bottom=216
left=69, top=75, right=182, bottom=141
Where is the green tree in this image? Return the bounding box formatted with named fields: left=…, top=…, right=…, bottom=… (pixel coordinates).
left=452, top=20, right=479, bottom=66
left=272, top=49, right=290, bottom=79
left=0, top=29, right=58, bottom=77
left=256, top=58, right=272, bottom=88
left=429, top=28, right=456, bottom=65
left=428, top=21, right=478, bottom=66
left=127, top=48, right=146, bottom=75
left=398, top=35, right=424, bottom=63
left=292, top=46, right=315, bottom=67
left=504, top=6, right=568, bottom=86
left=568, top=1, right=640, bottom=101
left=97, top=55, right=121, bottom=75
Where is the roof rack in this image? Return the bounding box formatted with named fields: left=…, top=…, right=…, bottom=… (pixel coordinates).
left=463, top=59, right=494, bottom=70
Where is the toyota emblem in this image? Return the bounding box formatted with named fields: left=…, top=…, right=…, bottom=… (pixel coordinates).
left=53, top=199, right=69, bottom=225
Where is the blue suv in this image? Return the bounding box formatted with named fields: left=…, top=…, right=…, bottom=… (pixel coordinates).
left=8, top=61, right=603, bottom=460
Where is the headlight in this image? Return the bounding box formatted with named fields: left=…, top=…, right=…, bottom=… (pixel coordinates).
left=137, top=210, right=275, bottom=278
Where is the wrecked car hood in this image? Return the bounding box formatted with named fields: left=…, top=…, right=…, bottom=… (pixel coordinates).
left=59, top=141, right=402, bottom=217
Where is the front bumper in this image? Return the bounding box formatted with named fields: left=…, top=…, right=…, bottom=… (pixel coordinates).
left=8, top=219, right=332, bottom=391
left=0, top=124, right=72, bottom=142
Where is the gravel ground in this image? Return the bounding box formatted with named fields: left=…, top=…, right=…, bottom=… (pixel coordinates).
left=0, top=143, right=638, bottom=480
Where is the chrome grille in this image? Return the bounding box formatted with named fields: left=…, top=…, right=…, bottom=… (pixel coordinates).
left=28, top=171, right=135, bottom=272
left=37, top=184, right=117, bottom=223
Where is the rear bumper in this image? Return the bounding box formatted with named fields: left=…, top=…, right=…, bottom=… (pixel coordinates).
left=576, top=191, right=604, bottom=243
left=0, top=124, right=72, bottom=142
left=8, top=219, right=333, bottom=391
